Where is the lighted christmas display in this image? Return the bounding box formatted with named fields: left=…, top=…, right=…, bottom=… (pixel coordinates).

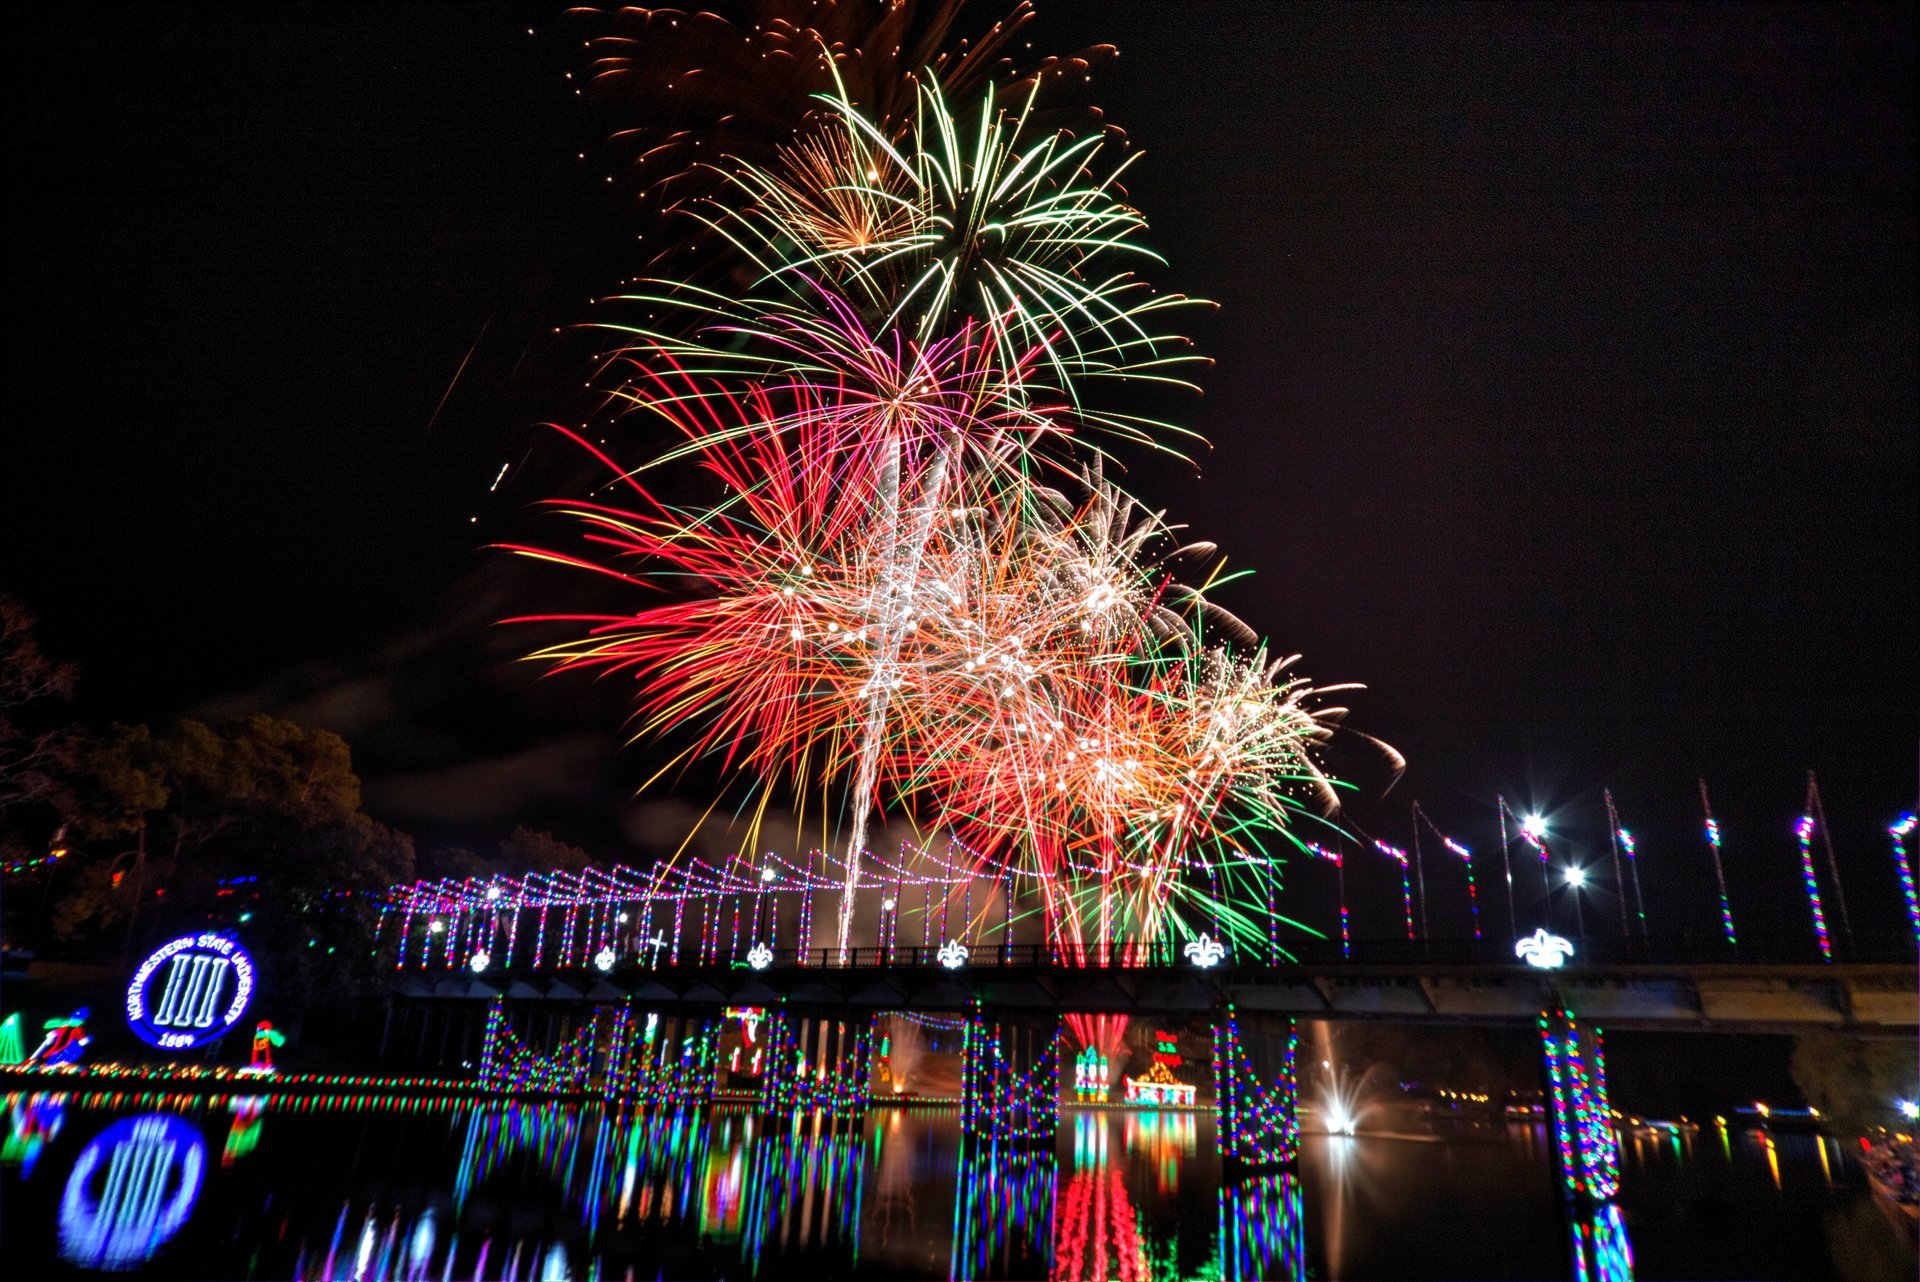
left=26, top=1009, right=91, bottom=1068
left=125, top=933, right=255, bottom=1051
left=1124, top=1031, right=1195, bottom=1108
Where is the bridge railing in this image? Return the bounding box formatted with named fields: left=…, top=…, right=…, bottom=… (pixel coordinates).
left=658, top=931, right=1913, bottom=972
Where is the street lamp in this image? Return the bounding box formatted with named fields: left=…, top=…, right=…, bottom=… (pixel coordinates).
left=1563, top=865, right=1588, bottom=940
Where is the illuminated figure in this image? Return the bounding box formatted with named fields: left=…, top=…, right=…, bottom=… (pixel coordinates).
left=241, top=1020, right=284, bottom=1075
left=26, top=1007, right=90, bottom=1067
left=1124, top=1031, right=1196, bottom=1107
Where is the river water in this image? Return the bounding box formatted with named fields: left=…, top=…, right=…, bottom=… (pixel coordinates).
left=2, top=1091, right=1908, bottom=1280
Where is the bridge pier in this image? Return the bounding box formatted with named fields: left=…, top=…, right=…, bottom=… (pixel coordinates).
left=627, top=1008, right=719, bottom=1108
left=1538, top=1008, right=1621, bottom=1204
left=1213, top=1006, right=1301, bottom=1170
left=759, top=1007, right=874, bottom=1117
left=961, top=1007, right=1062, bottom=1147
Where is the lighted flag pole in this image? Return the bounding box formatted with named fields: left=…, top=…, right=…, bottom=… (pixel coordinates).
left=1306, top=842, right=1350, bottom=958
left=1374, top=840, right=1416, bottom=941
left=1603, top=790, right=1632, bottom=939
left=1509, top=801, right=1555, bottom=932
left=1604, top=791, right=1650, bottom=942
left=1497, top=796, right=1519, bottom=938
left=1410, top=802, right=1430, bottom=940
left=1699, top=780, right=1738, bottom=951
left=1889, top=814, right=1919, bottom=947
left=1415, top=802, right=1479, bottom=940
left=1806, top=772, right=1854, bottom=955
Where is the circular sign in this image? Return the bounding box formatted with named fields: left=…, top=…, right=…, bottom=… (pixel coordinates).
left=60, top=1113, right=205, bottom=1270
left=125, top=932, right=255, bottom=1050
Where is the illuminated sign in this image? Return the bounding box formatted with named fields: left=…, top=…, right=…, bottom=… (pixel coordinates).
left=60, top=1114, right=205, bottom=1270
left=125, top=933, right=255, bottom=1051
left=1184, top=934, right=1226, bottom=967
left=1514, top=928, right=1575, bottom=970
left=1152, top=1032, right=1182, bottom=1069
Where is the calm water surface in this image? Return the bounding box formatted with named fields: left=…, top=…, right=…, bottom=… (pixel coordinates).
left=2, top=1092, right=1908, bottom=1280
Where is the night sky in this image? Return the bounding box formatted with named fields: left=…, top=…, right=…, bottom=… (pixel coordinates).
left=7, top=3, right=1915, bottom=946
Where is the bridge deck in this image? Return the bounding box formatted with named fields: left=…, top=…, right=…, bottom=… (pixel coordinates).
left=390, top=958, right=1916, bottom=1035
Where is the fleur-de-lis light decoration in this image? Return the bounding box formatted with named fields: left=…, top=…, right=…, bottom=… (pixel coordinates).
left=937, top=940, right=970, bottom=969
left=1184, top=935, right=1227, bottom=968
left=593, top=947, right=616, bottom=972
left=1514, top=928, right=1574, bottom=970
left=746, top=942, right=774, bottom=971
left=468, top=951, right=490, bottom=973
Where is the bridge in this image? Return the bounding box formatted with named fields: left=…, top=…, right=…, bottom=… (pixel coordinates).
left=370, top=845, right=1916, bottom=1238
left=388, top=944, right=1916, bottom=1036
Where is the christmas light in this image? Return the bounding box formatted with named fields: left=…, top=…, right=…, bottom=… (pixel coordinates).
left=1699, top=780, right=1738, bottom=948
left=1889, top=814, right=1918, bottom=946
left=1795, top=815, right=1832, bottom=961
left=1212, top=1006, right=1298, bottom=1167
left=1373, top=840, right=1416, bottom=939
left=1539, top=1009, right=1620, bottom=1202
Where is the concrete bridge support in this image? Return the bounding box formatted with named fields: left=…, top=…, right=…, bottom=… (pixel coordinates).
left=961, top=1007, right=1062, bottom=1147
left=1213, top=1006, right=1301, bottom=1169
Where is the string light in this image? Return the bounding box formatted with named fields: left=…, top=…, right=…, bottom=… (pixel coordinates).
left=1699, top=780, right=1738, bottom=949
left=1889, top=814, right=1918, bottom=946
left=1212, top=1006, right=1298, bottom=1167
left=1794, top=815, right=1832, bottom=961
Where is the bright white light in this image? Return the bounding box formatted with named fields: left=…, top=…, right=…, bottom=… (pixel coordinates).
left=468, top=951, right=490, bottom=973
left=761, top=867, right=776, bottom=882
left=746, top=942, right=774, bottom=970
left=1898, top=1099, right=1919, bottom=1121
left=1184, top=935, right=1227, bottom=968
left=1515, top=928, right=1574, bottom=970
left=1522, top=815, right=1549, bottom=840
left=485, top=885, right=502, bottom=901
left=428, top=919, right=445, bottom=934
left=937, top=940, right=970, bottom=969
left=1564, top=866, right=1587, bottom=888
left=617, top=911, right=629, bottom=923
left=593, top=947, right=615, bottom=972
left=881, top=898, right=897, bottom=912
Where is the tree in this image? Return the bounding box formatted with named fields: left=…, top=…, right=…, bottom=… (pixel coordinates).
left=49, top=715, right=416, bottom=1005
left=499, top=825, right=592, bottom=874
left=0, top=596, right=78, bottom=817
left=1790, top=1030, right=1918, bottom=1139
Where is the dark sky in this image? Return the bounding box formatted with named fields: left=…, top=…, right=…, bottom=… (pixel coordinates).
left=6, top=3, right=1915, bottom=946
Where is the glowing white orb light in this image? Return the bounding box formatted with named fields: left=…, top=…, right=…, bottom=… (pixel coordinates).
left=593, top=947, right=615, bottom=972
left=468, top=951, right=490, bottom=973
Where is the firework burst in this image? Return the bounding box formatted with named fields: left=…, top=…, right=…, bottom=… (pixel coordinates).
left=512, top=6, right=1389, bottom=957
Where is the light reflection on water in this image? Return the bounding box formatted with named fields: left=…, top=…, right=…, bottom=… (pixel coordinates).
left=0, top=1092, right=1907, bottom=1280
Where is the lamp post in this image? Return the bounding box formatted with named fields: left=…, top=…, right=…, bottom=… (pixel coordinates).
left=1564, top=865, right=1589, bottom=942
